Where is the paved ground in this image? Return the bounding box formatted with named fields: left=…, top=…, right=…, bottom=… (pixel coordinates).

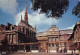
left=9, top=52, right=75, bottom=55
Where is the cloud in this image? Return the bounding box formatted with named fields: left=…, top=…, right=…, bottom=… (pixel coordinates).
left=38, top=28, right=48, bottom=32
left=0, top=0, right=18, bottom=15
left=28, top=10, right=58, bottom=27
left=14, top=9, right=25, bottom=25
left=62, top=25, right=75, bottom=30
left=67, top=25, right=75, bottom=29
left=14, top=9, right=59, bottom=28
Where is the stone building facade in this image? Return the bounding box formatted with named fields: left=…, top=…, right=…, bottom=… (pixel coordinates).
left=0, top=4, right=37, bottom=51
left=68, top=21, right=80, bottom=53
left=37, top=25, right=73, bottom=52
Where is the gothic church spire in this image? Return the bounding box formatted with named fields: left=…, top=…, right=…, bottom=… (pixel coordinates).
left=24, top=4, right=28, bottom=24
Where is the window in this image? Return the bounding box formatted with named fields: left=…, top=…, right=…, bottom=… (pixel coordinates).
left=53, top=38, right=55, bottom=42
left=12, top=35, right=13, bottom=44
left=52, top=43, right=54, bottom=46
left=56, top=37, right=59, bottom=42
left=49, top=43, right=52, bottom=47
left=49, top=38, right=51, bottom=42
left=23, top=28, right=25, bottom=33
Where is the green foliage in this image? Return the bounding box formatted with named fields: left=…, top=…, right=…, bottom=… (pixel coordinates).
left=31, top=0, right=69, bottom=19
left=72, top=2, right=80, bottom=18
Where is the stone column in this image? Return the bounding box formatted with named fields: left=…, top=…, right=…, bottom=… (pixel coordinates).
left=7, top=34, right=9, bottom=43
left=13, top=35, right=16, bottom=44
left=30, top=31, right=32, bottom=37
left=10, top=34, right=12, bottom=44
left=55, top=38, right=56, bottom=42
left=30, top=44, right=32, bottom=52
left=24, top=44, right=26, bottom=52
left=28, top=30, right=30, bottom=36
left=12, top=34, right=13, bottom=44
left=33, top=32, right=35, bottom=39
left=16, top=32, right=18, bottom=44
left=47, top=41, right=48, bottom=53
left=38, top=41, right=40, bottom=52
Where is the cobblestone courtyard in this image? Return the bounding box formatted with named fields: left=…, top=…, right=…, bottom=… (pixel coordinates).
left=9, top=52, right=75, bottom=55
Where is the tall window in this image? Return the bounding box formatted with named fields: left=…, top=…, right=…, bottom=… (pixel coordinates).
left=9, top=35, right=10, bottom=42
left=49, top=38, right=51, bottom=42
left=23, top=28, right=24, bottom=33
left=12, top=35, right=13, bottom=44
left=52, top=38, right=55, bottom=42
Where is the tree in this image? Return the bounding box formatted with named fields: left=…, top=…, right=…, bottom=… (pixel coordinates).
left=31, top=0, right=69, bottom=19
left=72, top=2, right=80, bottom=18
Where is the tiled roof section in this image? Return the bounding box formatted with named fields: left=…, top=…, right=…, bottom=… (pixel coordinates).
left=18, top=20, right=34, bottom=31
left=37, top=36, right=48, bottom=40
left=47, top=25, right=59, bottom=31
left=60, top=29, right=73, bottom=35
left=36, top=32, right=47, bottom=36
left=28, top=24, right=34, bottom=31
left=36, top=25, right=73, bottom=38
left=37, top=25, right=59, bottom=36
left=18, top=20, right=26, bottom=26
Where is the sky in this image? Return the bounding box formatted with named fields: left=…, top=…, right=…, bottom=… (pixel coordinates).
left=0, top=0, right=80, bottom=32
